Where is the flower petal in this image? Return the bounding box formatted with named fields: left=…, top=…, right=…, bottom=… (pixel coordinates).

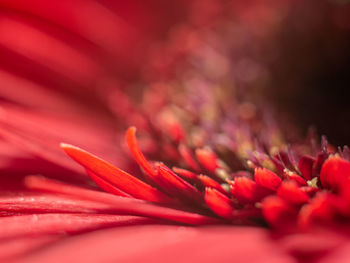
left=0, top=193, right=121, bottom=214
left=254, top=168, right=282, bottom=191
left=198, top=175, right=227, bottom=195
left=125, top=126, right=159, bottom=181
left=262, top=196, right=298, bottom=227
left=285, top=172, right=307, bottom=186
left=320, top=156, right=350, bottom=191
left=231, top=177, right=272, bottom=204
left=298, top=156, right=315, bottom=181
left=178, top=144, right=201, bottom=172
left=172, top=167, right=198, bottom=181
left=15, top=225, right=294, bottom=263
left=298, top=192, right=336, bottom=228
left=61, top=143, right=173, bottom=204
left=157, top=164, right=203, bottom=204
left=195, top=147, right=219, bottom=174
left=24, top=176, right=219, bottom=225
left=0, top=236, right=60, bottom=262
left=277, top=181, right=309, bottom=205
left=204, top=188, right=234, bottom=219
left=86, top=170, right=130, bottom=197
left=0, top=214, right=154, bottom=240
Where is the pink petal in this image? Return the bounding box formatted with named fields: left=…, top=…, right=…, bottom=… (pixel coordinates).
left=0, top=123, right=81, bottom=175
left=0, top=214, right=154, bottom=240
left=318, top=238, right=350, bottom=263
left=0, top=70, right=79, bottom=112
left=0, top=0, right=139, bottom=58
left=0, top=15, right=100, bottom=86
left=16, top=225, right=294, bottom=263
left=279, top=228, right=348, bottom=262
left=24, top=176, right=219, bottom=225
left=0, top=104, right=122, bottom=178
left=0, top=235, right=60, bottom=262
left=0, top=194, right=122, bottom=214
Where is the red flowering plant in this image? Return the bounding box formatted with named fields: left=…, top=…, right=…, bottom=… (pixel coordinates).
left=1, top=0, right=350, bottom=262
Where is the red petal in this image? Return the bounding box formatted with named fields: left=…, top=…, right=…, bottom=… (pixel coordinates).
left=0, top=70, right=79, bottom=112
left=230, top=177, right=271, bottom=204
left=298, top=156, right=315, bottom=181
left=198, top=175, right=227, bottom=195
left=262, top=196, right=298, bottom=227
left=166, top=121, right=186, bottom=143
left=0, top=104, right=122, bottom=178
left=205, top=188, right=234, bottom=219
left=195, top=147, right=219, bottom=173
left=0, top=0, right=139, bottom=61
left=86, top=170, right=130, bottom=198
left=178, top=144, right=201, bottom=172
left=298, top=192, right=336, bottom=228
left=157, top=164, right=203, bottom=204
left=286, top=172, right=307, bottom=186
left=320, top=156, right=350, bottom=191
left=125, top=127, right=158, bottom=181
left=301, top=186, right=319, bottom=196
left=0, top=123, right=80, bottom=174
left=61, top=143, right=173, bottom=204
left=277, top=181, right=309, bottom=205
left=172, top=167, right=198, bottom=180
left=313, top=152, right=329, bottom=176
left=0, top=16, right=100, bottom=86
left=254, top=168, right=282, bottom=191
left=340, top=179, right=350, bottom=204
left=24, top=176, right=219, bottom=225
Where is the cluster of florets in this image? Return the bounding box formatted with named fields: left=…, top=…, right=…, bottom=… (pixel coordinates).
left=55, top=122, right=350, bottom=229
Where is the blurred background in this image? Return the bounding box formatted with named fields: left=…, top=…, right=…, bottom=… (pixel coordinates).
left=0, top=0, right=349, bottom=146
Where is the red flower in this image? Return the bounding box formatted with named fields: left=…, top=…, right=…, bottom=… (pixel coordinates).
left=1, top=1, right=350, bottom=262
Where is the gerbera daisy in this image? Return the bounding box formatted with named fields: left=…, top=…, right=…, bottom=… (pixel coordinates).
left=1, top=0, right=350, bottom=263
